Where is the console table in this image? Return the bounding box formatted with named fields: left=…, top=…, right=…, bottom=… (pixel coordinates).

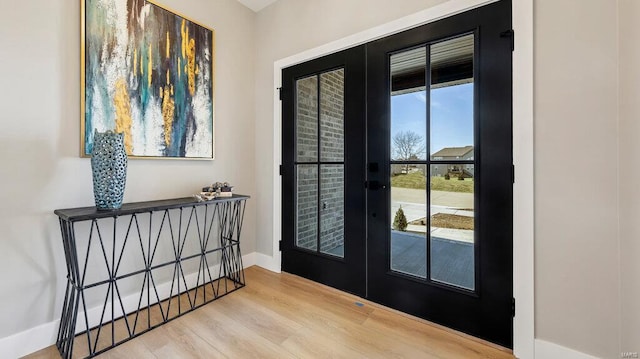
left=54, top=195, right=249, bottom=359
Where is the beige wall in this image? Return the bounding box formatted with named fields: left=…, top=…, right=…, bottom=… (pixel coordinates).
left=534, top=1, right=620, bottom=357
left=0, top=0, right=256, bottom=339
left=618, top=0, right=640, bottom=353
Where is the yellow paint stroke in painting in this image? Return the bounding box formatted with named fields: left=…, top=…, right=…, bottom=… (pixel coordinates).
left=181, top=20, right=186, bottom=59
left=148, top=43, right=153, bottom=87
left=178, top=57, right=181, bottom=80
left=196, top=65, right=199, bottom=75
left=171, top=85, right=174, bottom=96
left=162, top=85, right=175, bottom=146
left=166, top=69, right=170, bottom=84
left=133, top=48, right=137, bottom=75
left=166, top=31, right=170, bottom=59
left=187, top=38, right=196, bottom=96
left=140, top=51, right=143, bottom=75
left=159, top=87, right=163, bottom=98
left=113, top=78, right=133, bottom=154
left=186, top=26, right=190, bottom=55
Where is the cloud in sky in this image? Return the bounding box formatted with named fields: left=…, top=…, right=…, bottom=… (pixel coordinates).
left=414, top=91, right=443, bottom=108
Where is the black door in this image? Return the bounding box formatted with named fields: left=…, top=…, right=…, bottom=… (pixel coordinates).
left=282, top=0, right=512, bottom=348
left=281, top=46, right=367, bottom=296
left=367, top=1, right=512, bottom=347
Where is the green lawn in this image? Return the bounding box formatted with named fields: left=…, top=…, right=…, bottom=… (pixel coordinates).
left=391, top=172, right=474, bottom=193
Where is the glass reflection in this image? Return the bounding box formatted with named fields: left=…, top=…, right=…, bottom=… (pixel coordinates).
left=390, top=47, right=427, bottom=161
left=390, top=164, right=427, bottom=278
left=430, top=34, right=474, bottom=157
left=296, top=75, right=318, bottom=162
left=429, top=164, right=475, bottom=290
left=320, top=165, right=344, bottom=257
left=296, top=165, right=318, bottom=251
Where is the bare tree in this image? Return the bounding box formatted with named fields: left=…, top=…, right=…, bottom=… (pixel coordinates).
left=392, top=131, right=425, bottom=174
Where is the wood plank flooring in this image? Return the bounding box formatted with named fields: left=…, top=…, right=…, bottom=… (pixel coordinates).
left=24, top=266, right=514, bottom=359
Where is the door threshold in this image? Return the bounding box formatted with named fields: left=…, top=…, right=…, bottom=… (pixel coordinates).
left=281, top=270, right=513, bottom=355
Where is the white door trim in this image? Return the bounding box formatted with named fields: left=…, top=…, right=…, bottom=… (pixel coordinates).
left=270, top=0, right=534, bottom=357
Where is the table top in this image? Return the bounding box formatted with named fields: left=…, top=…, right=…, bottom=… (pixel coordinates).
left=54, top=194, right=250, bottom=222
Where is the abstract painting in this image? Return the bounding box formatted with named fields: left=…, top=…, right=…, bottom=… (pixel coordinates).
left=82, top=0, right=214, bottom=159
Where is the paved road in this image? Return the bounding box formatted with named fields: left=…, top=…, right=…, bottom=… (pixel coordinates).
left=391, top=187, right=473, bottom=221
left=391, top=187, right=473, bottom=208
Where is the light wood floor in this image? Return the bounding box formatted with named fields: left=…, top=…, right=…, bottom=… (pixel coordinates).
left=24, top=266, right=515, bottom=359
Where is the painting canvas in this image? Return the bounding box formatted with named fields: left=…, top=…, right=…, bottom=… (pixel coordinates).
left=82, top=0, right=214, bottom=159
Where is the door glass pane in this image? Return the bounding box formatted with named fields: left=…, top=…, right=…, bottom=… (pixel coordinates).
left=320, top=69, right=344, bottom=162
left=320, top=165, right=344, bottom=257
left=297, top=165, right=318, bottom=251
left=296, top=75, right=318, bottom=162
left=430, top=164, right=474, bottom=290
left=430, top=34, right=474, bottom=157
left=390, top=47, right=427, bottom=161
left=390, top=164, right=427, bottom=278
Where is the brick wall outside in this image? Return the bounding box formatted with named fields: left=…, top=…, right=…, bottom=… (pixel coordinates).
left=296, top=76, right=318, bottom=162
left=295, top=69, right=345, bottom=253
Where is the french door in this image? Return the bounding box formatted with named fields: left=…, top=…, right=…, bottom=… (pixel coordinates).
left=281, top=46, right=367, bottom=297
left=282, top=0, right=512, bottom=348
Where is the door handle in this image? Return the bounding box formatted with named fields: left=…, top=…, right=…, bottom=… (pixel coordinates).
left=366, top=181, right=386, bottom=190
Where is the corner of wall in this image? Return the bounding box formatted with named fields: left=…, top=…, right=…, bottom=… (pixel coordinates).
left=535, top=339, right=602, bottom=359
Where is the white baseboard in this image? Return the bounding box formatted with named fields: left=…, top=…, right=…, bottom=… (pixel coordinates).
left=253, top=252, right=281, bottom=273
left=535, top=339, right=601, bottom=359
left=3, top=252, right=257, bottom=359
left=242, top=251, right=257, bottom=268
left=0, top=320, right=60, bottom=359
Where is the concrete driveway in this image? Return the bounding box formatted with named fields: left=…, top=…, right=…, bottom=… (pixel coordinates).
left=390, top=187, right=474, bottom=242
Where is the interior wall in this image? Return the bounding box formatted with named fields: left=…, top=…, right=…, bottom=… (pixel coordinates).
left=618, top=0, right=640, bottom=353
left=534, top=0, right=620, bottom=358
left=0, top=0, right=256, bottom=339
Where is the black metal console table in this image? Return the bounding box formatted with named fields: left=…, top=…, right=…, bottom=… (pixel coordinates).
left=54, top=195, right=249, bottom=358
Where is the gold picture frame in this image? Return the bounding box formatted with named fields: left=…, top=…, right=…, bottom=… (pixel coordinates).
left=81, top=0, right=215, bottom=159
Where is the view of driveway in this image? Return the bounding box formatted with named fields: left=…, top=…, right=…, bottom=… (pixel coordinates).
left=391, top=231, right=474, bottom=290
left=389, top=183, right=475, bottom=289
left=391, top=187, right=474, bottom=242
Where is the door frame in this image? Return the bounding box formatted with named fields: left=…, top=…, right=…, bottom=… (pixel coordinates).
left=270, top=0, right=534, bottom=357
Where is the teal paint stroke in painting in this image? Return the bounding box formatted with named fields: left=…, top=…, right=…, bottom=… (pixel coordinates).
left=84, top=0, right=213, bottom=158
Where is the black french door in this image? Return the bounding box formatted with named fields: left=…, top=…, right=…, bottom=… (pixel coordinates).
left=367, top=0, right=513, bottom=347
left=282, top=0, right=512, bottom=348
left=281, top=46, right=367, bottom=297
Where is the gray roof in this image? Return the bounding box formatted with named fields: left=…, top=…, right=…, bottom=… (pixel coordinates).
left=431, top=145, right=474, bottom=158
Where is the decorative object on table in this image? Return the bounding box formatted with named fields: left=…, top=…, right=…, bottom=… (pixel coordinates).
left=199, top=181, right=234, bottom=199
left=193, top=192, right=216, bottom=202
left=81, top=0, right=215, bottom=159
left=91, top=130, right=128, bottom=210
left=217, top=182, right=234, bottom=197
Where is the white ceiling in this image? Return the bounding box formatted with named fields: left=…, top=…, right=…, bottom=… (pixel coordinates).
left=235, top=0, right=278, bottom=12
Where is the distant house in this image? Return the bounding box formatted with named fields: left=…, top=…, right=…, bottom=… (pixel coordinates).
left=431, top=145, right=474, bottom=178
left=391, top=154, right=424, bottom=176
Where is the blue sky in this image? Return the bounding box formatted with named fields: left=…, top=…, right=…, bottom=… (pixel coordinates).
left=391, top=83, right=474, bottom=155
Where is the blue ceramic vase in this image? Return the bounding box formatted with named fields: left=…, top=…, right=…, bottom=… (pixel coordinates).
left=91, top=130, right=128, bottom=210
